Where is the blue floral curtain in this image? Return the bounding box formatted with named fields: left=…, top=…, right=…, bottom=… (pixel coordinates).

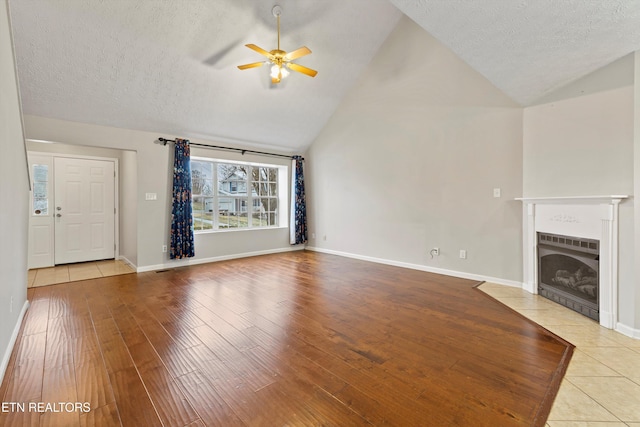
left=290, top=156, right=307, bottom=245
left=170, top=138, right=195, bottom=259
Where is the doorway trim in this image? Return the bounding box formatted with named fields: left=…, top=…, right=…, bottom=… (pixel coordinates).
left=27, top=151, right=120, bottom=267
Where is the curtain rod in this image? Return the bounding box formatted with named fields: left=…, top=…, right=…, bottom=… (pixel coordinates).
left=157, top=137, right=302, bottom=160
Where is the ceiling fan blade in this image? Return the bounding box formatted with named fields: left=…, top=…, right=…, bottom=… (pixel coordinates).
left=287, top=62, right=318, bottom=78
left=245, top=44, right=273, bottom=60
left=237, top=61, right=265, bottom=70
left=283, top=46, right=311, bottom=62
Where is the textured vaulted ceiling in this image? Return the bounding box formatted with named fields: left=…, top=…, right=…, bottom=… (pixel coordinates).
left=8, top=0, right=402, bottom=152
left=8, top=1, right=640, bottom=153
left=390, top=0, right=640, bottom=106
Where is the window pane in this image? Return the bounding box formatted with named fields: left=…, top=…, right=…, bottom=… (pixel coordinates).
left=34, top=198, right=48, bottom=215
left=259, top=182, right=268, bottom=196
left=218, top=197, right=248, bottom=229
left=218, top=164, right=248, bottom=196
left=192, top=161, right=214, bottom=196
left=192, top=196, right=205, bottom=231
left=270, top=199, right=278, bottom=226
left=252, top=212, right=266, bottom=227
left=218, top=197, right=233, bottom=215
left=32, top=164, right=49, bottom=216
left=204, top=197, right=214, bottom=212
left=192, top=196, right=204, bottom=212
left=254, top=197, right=278, bottom=227
left=33, top=164, right=48, bottom=182
left=201, top=212, right=213, bottom=230
left=33, top=182, right=47, bottom=198
left=237, top=212, right=248, bottom=228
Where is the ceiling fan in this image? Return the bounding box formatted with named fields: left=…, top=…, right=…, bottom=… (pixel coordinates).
left=237, top=5, right=318, bottom=84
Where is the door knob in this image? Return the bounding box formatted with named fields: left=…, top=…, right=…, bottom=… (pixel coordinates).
left=56, top=213, right=62, bottom=218
left=56, top=207, right=62, bottom=211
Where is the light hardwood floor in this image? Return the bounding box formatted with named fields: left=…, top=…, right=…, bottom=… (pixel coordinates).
left=2, top=251, right=573, bottom=426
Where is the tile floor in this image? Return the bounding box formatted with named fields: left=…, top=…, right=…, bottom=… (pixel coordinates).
left=27, top=259, right=135, bottom=288
left=479, top=282, right=640, bottom=427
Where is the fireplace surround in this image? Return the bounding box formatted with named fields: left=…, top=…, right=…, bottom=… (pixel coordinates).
left=517, top=195, right=627, bottom=329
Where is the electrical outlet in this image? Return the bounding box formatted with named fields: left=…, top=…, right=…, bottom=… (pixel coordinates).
left=459, top=250, right=467, bottom=259
left=162, top=245, right=167, bottom=253
left=311, top=233, right=316, bottom=239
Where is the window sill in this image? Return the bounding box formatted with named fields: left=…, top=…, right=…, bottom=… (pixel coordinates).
left=195, top=226, right=288, bottom=235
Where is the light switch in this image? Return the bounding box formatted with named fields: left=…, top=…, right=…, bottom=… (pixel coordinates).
left=493, top=188, right=501, bottom=198
left=145, top=193, right=157, bottom=201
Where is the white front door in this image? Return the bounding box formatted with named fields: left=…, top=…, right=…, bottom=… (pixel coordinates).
left=54, top=157, right=115, bottom=264
left=27, top=154, right=54, bottom=269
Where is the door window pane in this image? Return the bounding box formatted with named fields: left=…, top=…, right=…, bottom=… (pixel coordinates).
left=32, top=164, right=48, bottom=215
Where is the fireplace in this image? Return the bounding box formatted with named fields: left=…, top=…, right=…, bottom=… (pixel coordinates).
left=538, top=232, right=599, bottom=321
left=518, top=195, right=628, bottom=330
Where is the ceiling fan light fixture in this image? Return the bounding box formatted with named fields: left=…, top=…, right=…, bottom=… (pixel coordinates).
left=270, top=64, right=281, bottom=79
left=237, top=4, right=317, bottom=83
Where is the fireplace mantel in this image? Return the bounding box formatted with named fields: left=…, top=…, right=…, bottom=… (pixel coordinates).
left=516, top=195, right=628, bottom=205
left=517, top=195, right=629, bottom=330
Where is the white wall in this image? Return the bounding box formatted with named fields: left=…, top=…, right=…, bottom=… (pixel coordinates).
left=0, top=0, right=29, bottom=382
left=523, top=86, right=633, bottom=195
left=23, top=115, right=298, bottom=270
left=523, top=54, right=637, bottom=331
left=306, top=16, right=524, bottom=283
left=120, top=149, right=137, bottom=266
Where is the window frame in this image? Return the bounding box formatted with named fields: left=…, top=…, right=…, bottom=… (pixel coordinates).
left=191, top=157, right=287, bottom=233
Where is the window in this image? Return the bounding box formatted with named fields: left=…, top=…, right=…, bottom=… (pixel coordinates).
left=32, top=164, right=49, bottom=215
left=191, top=158, right=285, bottom=231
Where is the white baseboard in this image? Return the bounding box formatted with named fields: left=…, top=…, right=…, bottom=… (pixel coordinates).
left=136, top=246, right=305, bottom=273
left=305, top=246, right=523, bottom=288
left=117, top=255, right=137, bottom=270
left=616, top=322, right=640, bottom=339
left=0, top=300, right=30, bottom=385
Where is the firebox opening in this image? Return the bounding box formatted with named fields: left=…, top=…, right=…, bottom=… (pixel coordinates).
left=538, top=232, right=599, bottom=322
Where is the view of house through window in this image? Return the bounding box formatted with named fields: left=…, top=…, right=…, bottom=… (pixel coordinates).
left=191, top=158, right=283, bottom=231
